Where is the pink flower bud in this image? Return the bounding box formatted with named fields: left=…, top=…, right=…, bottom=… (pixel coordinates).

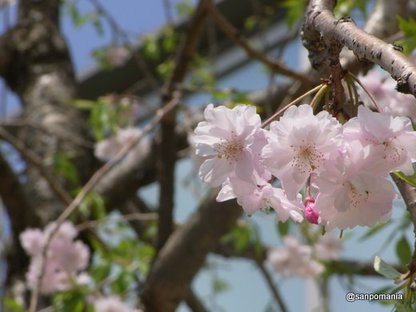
left=304, top=197, right=319, bottom=224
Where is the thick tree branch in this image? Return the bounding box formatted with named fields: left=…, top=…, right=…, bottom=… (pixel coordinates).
left=302, top=0, right=416, bottom=96
left=142, top=191, right=241, bottom=312
left=156, top=0, right=209, bottom=251
left=392, top=174, right=416, bottom=259
left=215, top=239, right=402, bottom=277
left=185, top=289, right=209, bottom=312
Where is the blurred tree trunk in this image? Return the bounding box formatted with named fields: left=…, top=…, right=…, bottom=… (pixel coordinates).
left=0, top=0, right=92, bottom=285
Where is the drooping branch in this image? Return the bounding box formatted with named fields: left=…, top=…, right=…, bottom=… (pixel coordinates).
left=302, top=0, right=416, bottom=95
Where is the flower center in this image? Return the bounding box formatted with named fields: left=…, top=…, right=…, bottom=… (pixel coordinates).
left=382, top=139, right=404, bottom=163
left=347, top=182, right=369, bottom=208
left=291, top=143, right=323, bottom=173
left=215, top=136, right=244, bottom=162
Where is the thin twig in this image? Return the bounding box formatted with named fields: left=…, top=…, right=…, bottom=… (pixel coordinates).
left=0, top=127, right=72, bottom=205
left=0, top=119, right=94, bottom=148
left=256, top=261, right=288, bottom=312
left=348, top=72, right=381, bottom=112
left=88, top=0, right=159, bottom=88
left=261, top=84, right=324, bottom=128
left=28, top=93, right=181, bottom=312
left=76, top=212, right=158, bottom=232
left=206, top=0, right=314, bottom=85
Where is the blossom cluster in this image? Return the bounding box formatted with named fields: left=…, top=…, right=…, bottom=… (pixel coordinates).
left=94, top=295, right=143, bottom=312
left=359, top=69, right=416, bottom=122
left=0, top=0, right=15, bottom=7
left=94, top=127, right=150, bottom=162
left=267, top=234, right=342, bottom=278
left=19, top=222, right=90, bottom=294
left=192, top=103, right=416, bottom=230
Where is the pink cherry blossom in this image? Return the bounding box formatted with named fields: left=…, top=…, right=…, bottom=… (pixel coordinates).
left=0, top=0, right=15, bottom=7
left=19, top=229, right=44, bottom=256
left=217, top=180, right=303, bottom=222
left=94, top=296, right=131, bottom=312
left=94, top=127, right=150, bottom=162
left=314, top=143, right=396, bottom=230
left=20, top=221, right=91, bottom=294
left=105, top=46, right=130, bottom=67
left=193, top=104, right=262, bottom=186
left=262, top=104, right=342, bottom=199
left=267, top=236, right=324, bottom=278
left=344, top=105, right=416, bottom=175
left=359, top=70, right=416, bottom=122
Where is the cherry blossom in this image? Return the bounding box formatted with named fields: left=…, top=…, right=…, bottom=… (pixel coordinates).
left=193, top=102, right=416, bottom=230
left=94, top=296, right=131, bottom=312
left=262, top=104, right=342, bottom=199
left=359, top=69, right=416, bottom=122
left=105, top=46, right=130, bottom=67
left=20, top=221, right=90, bottom=294
left=267, top=236, right=324, bottom=278
left=314, top=143, right=396, bottom=230
left=95, top=127, right=150, bottom=162
left=193, top=104, right=262, bottom=186
left=217, top=179, right=304, bottom=222
left=0, top=0, right=15, bottom=7
left=344, top=105, right=416, bottom=175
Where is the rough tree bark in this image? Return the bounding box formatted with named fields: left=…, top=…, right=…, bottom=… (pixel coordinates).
left=0, top=0, right=92, bottom=284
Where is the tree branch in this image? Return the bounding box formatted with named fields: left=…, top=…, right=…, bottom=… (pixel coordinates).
left=302, top=0, right=416, bottom=96
left=142, top=191, right=241, bottom=312
left=185, top=288, right=209, bottom=312
left=256, top=261, right=288, bottom=312
left=392, top=174, right=416, bottom=259
left=206, top=0, right=314, bottom=85
left=156, top=0, right=210, bottom=251
left=0, top=153, right=40, bottom=284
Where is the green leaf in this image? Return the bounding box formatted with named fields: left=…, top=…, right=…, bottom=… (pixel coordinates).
left=397, top=16, right=416, bottom=55
left=53, top=151, right=79, bottom=185
left=277, top=221, right=290, bottom=236
left=3, top=298, right=26, bottom=312
left=374, top=256, right=401, bottom=280
left=142, top=35, right=160, bottom=60
left=334, top=0, right=367, bottom=18
left=396, top=235, right=412, bottom=267
left=175, top=0, right=194, bottom=18
left=73, top=99, right=96, bottom=109
left=394, top=170, right=416, bottom=188
left=281, top=0, right=307, bottom=28
left=395, top=301, right=415, bottom=312
left=53, top=290, right=86, bottom=312
left=213, top=277, right=229, bottom=294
